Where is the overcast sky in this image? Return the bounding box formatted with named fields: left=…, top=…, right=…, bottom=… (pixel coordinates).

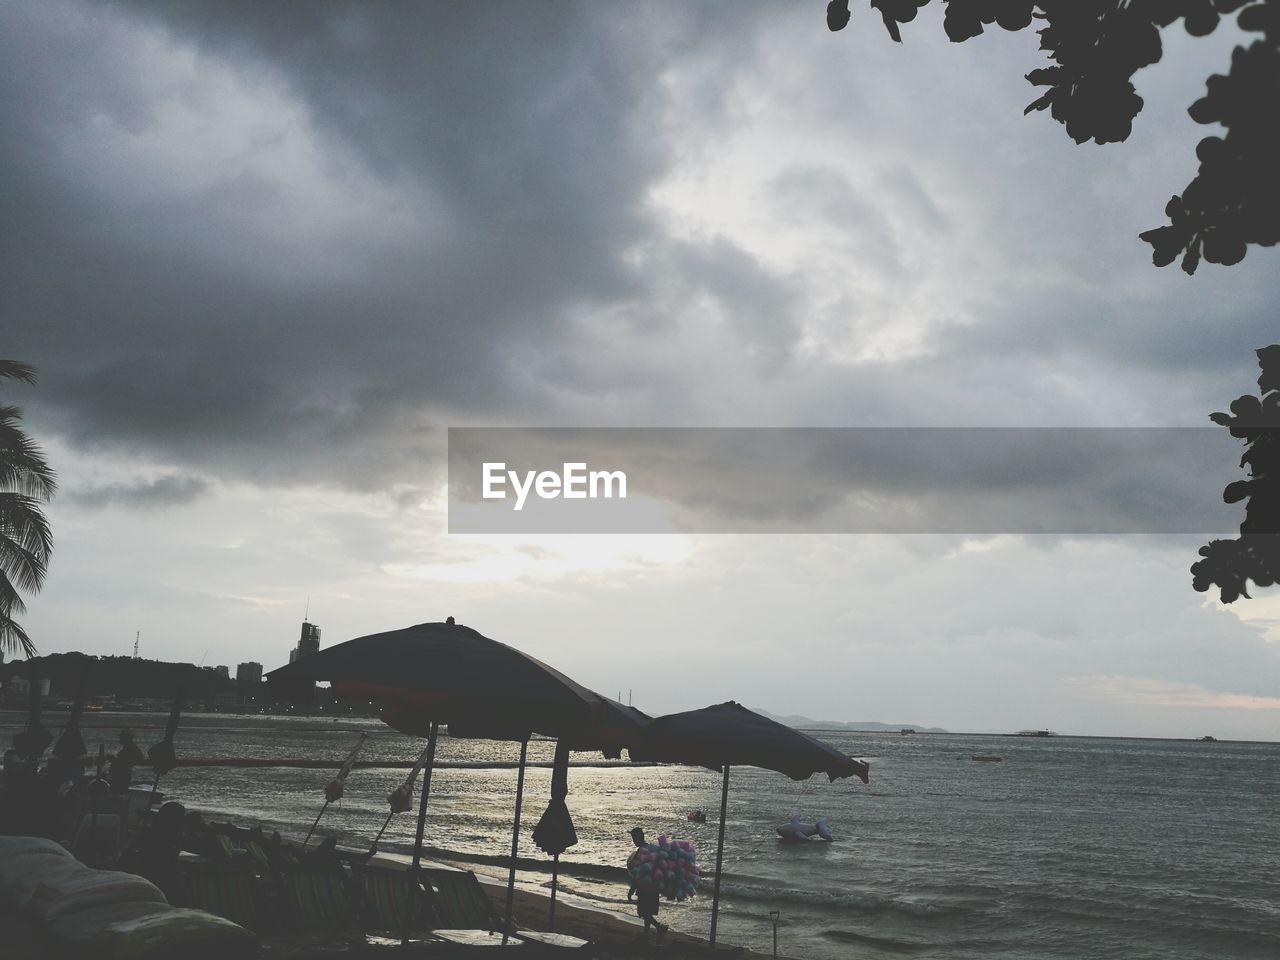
left=4, top=1, right=1278, bottom=740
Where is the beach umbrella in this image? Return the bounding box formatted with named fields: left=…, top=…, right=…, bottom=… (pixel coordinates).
left=51, top=679, right=87, bottom=761
left=629, top=701, right=870, bottom=946
left=532, top=741, right=577, bottom=930
left=369, top=739, right=435, bottom=855
left=266, top=619, right=632, bottom=934
left=146, top=690, right=183, bottom=791
left=531, top=700, right=651, bottom=929
left=303, top=731, right=367, bottom=848
left=18, top=672, right=52, bottom=758
left=267, top=620, right=624, bottom=737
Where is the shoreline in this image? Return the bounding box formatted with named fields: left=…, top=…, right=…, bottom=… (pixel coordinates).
left=337, top=844, right=791, bottom=959
left=466, top=865, right=792, bottom=960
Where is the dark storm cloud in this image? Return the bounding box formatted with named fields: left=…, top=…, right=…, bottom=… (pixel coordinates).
left=0, top=0, right=777, bottom=487
left=3, top=0, right=1276, bottom=500
left=69, top=473, right=210, bottom=509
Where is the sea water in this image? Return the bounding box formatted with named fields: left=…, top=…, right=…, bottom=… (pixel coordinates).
left=3, top=712, right=1276, bottom=959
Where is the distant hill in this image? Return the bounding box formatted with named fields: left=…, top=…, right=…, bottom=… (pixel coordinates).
left=752, top=707, right=948, bottom=734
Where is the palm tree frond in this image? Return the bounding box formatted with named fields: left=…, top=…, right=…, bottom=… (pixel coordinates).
left=0, top=536, right=46, bottom=593
left=0, top=609, right=37, bottom=659
left=0, top=360, right=38, bottom=385
left=1, top=360, right=53, bottom=658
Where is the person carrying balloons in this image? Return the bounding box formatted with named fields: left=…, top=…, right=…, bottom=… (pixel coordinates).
left=626, top=826, right=669, bottom=943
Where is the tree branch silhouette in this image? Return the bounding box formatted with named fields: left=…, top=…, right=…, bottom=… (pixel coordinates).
left=827, top=1, right=1280, bottom=274
left=1191, top=345, right=1280, bottom=603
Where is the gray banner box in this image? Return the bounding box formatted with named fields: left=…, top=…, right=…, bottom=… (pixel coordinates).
left=447, top=427, right=1253, bottom=535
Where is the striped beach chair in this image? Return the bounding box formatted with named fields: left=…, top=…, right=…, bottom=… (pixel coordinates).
left=280, top=862, right=356, bottom=936
left=358, top=863, right=440, bottom=939
left=421, top=866, right=503, bottom=932
left=181, top=859, right=259, bottom=931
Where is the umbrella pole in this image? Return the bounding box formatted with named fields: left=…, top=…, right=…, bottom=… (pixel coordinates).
left=369, top=808, right=396, bottom=854
left=410, top=721, right=439, bottom=872
left=503, top=737, right=529, bottom=943
left=302, top=798, right=330, bottom=850
left=405, top=721, right=439, bottom=947
left=709, top=764, right=731, bottom=948
left=548, top=853, right=560, bottom=930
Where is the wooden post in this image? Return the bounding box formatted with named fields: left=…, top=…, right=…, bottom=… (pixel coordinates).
left=301, top=799, right=330, bottom=849
left=548, top=853, right=560, bottom=930
left=410, top=722, right=439, bottom=871
left=369, top=808, right=396, bottom=854
left=404, top=721, right=438, bottom=946
left=709, top=764, right=731, bottom=948
left=503, top=738, right=529, bottom=943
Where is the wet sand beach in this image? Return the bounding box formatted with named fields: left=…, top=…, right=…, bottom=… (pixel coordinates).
left=468, top=865, right=789, bottom=959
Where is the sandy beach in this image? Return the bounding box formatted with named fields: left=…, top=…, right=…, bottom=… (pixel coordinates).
left=470, top=869, right=788, bottom=959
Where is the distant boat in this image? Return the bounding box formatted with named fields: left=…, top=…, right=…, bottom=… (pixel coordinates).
left=1199, top=735, right=1217, bottom=742
left=1013, top=729, right=1055, bottom=737
left=900, top=728, right=915, bottom=735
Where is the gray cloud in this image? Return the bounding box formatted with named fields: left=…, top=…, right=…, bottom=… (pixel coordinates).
left=68, top=474, right=210, bottom=510
left=4, top=0, right=1276, bottom=505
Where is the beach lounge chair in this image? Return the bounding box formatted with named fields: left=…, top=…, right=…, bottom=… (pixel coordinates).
left=420, top=866, right=504, bottom=932
left=72, top=812, right=122, bottom=866
left=279, top=861, right=358, bottom=937
left=355, top=860, right=441, bottom=940
left=180, top=855, right=260, bottom=931
left=419, top=867, right=589, bottom=951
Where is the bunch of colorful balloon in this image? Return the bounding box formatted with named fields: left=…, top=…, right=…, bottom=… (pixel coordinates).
left=628, top=835, right=699, bottom=901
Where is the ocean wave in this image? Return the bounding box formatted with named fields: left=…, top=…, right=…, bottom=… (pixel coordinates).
left=714, top=881, right=975, bottom=917
left=819, top=931, right=931, bottom=957
left=822, top=929, right=930, bottom=952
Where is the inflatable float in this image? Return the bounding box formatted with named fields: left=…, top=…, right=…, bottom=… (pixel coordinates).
left=776, top=815, right=834, bottom=842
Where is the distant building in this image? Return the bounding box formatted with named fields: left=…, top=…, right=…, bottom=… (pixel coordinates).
left=214, top=665, right=230, bottom=680
left=6, top=677, right=48, bottom=696
left=289, top=621, right=321, bottom=664
left=236, top=662, right=263, bottom=685
left=298, top=621, right=321, bottom=658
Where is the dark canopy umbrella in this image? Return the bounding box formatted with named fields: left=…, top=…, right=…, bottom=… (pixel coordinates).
left=268, top=620, right=616, bottom=738
left=629, top=701, right=870, bottom=946
left=266, top=619, right=635, bottom=936
left=18, top=672, right=52, bottom=759
left=50, top=684, right=87, bottom=761
left=146, top=690, right=184, bottom=789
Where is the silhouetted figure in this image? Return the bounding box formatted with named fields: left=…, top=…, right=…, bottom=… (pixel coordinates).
left=626, top=827, right=668, bottom=943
